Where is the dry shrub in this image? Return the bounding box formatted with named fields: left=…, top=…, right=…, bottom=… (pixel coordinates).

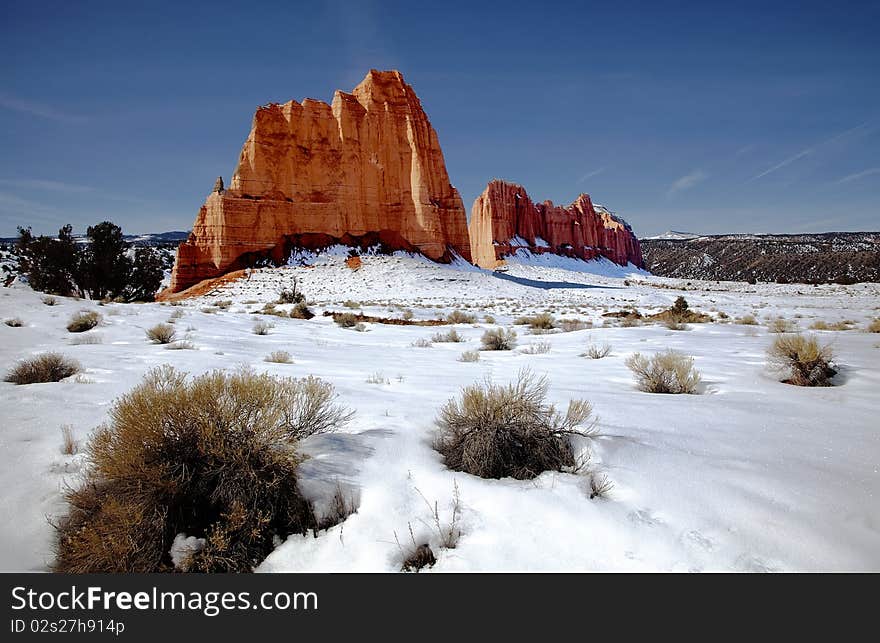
left=625, top=351, right=700, bottom=394
left=480, top=328, right=517, bottom=351
left=289, top=302, right=314, bottom=319
left=5, top=352, right=81, bottom=384
left=768, top=317, right=796, bottom=333
left=54, top=367, right=353, bottom=573
left=483, top=315, right=496, bottom=324
left=520, top=341, right=551, bottom=355
left=335, top=312, right=358, bottom=328
left=663, top=317, right=686, bottom=330
left=42, top=295, right=58, bottom=306
left=559, top=318, right=590, bottom=332
left=582, top=342, right=611, bottom=359
left=411, top=338, right=433, bottom=348
left=252, top=320, right=274, bottom=335
left=214, top=300, right=233, bottom=310
left=434, top=370, right=593, bottom=480
left=736, top=314, right=758, bottom=325
left=865, top=318, right=880, bottom=333
left=767, top=334, right=837, bottom=387
left=61, top=425, right=77, bottom=455
left=4, top=317, right=24, bottom=327
left=589, top=473, right=613, bottom=499
left=146, top=323, right=176, bottom=344
left=165, top=340, right=195, bottom=350
left=67, top=311, right=101, bottom=333
left=342, top=299, right=361, bottom=309
left=365, top=372, right=390, bottom=384
left=515, top=313, right=556, bottom=330
left=431, top=329, right=465, bottom=343
left=458, top=350, right=480, bottom=362
left=167, top=309, right=184, bottom=323
left=446, top=310, right=476, bottom=324
left=810, top=320, right=851, bottom=331
left=264, top=350, right=293, bottom=364
left=402, top=309, right=414, bottom=321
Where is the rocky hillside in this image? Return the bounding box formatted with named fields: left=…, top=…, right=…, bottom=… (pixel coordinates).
left=641, top=232, right=880, bottom=283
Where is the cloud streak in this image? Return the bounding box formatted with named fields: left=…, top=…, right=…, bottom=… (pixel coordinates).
left=577, top=167, right=605, bottom=183
left=0, top=94, right=86, bottom=123
left=667, top=170, right=708, bottom=196
left=0, top=179, right=95, bottom=193
left=834, top=167, right=880, bottom=184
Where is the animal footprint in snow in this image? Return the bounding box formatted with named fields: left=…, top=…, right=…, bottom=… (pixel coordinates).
left=684, top=529, right=715, bottom=552
left=627, top=508, right=663, bottom=527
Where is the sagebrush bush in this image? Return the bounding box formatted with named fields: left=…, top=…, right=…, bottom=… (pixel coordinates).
left=146, top=323, right=176, bottom=344
left=582, top=342, right=611, bottom=359
left=41, top=295, right=58, bottom=306
left=458, top=350, right=480, bottom=362
left=4, top=317, right=24, bottom=327
left=767, top=334, right=837, bottom=387
left=434, top=370, right=593, bottom=480
left=264, top=350, right=293, bottom=364
left=867, top=318, right=880, bottom=333
left=289, top=302, right=314, bottom=319
left=67, top=310, right=101, bottom=333
left=431, top=329, right=465, bottom=343
left=737, top=314, right=758, bottom=325
left=480, top=328, right=517, bottom=351
left=252, top=320, right=274, bottom=335
left=411, top=338, right=433, bottom=348
left=520, top=341, right=551, bottom=354
left=625, top=351, right=701, bottom=394
left=335, top=313, right=358, bottom=328
left=5, top=352, right=81, bottom=384
left=446, top=310, right=476, bottom=324
left=768, top=317, right=796, bottom=333
left=54, top=367, right=353, bottom=573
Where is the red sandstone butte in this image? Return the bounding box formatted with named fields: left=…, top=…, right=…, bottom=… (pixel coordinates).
left=166, top=70, right=471, bottom=293
left=468, top=180, right=643, bottom=270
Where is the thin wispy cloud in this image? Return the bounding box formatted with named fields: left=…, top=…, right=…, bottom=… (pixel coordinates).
left=748, top=148, right=813, bottom=182
left=834, top=167, right=880, bottom=184
left=0, top=179, right=95, bottom=193
left=0, top=94, right=86, bottom=123
left=667, top=170, right=708, bottom=196
left=577, top=167, right=605, bottom=184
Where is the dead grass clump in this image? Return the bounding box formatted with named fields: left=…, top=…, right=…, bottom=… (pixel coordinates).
left=446, top=310, right=476, bottom=324
left=4, top=317, right=24, bottom=327
left=365, top=372, right=390, bottom=385
left=458, top=350, right=480, bottom=362
left=767, top=334, right=837, bottom=387
left=431, top=329, right=465, bottom=343
left=252, top=320, right=274, bottom=335
left=768, top=317, right=796, bottom=333
left=736, top=314, right=758, bottom=325
left=520, top=341, right=551, bottom=355
left=483, top=315, right=496, bottom=324
left=53, top=367, right=353, bottom=573
left=70, top=333, right=103, bottom=345
left=67, top=311, right=101, bottom=333
left=5, top=352, right=81, bottom=384
left=480, top=328, right=517, bottom=351
left=559, top=319, right=591, bottom=332
left=289, top=302, right=314, bottom=319
left=146, top=323, right=177, bottom=344
left=42, top=295, right=58, bottom=306
left=411, top=338, right=433, bottom=348
left=342, top=300, right=361, bottom=309
left=582, top=342, right=611, bottom=359
left=868, top=318, right=880, bottom=333
left=810, top=320, right=852, bottom=331
left=264, top=350, right=293, bottom=364
left=335, top=312, right=358, bottom=328
left=61, top=425, right=77, bottom=455
left=165, top=340, right=195, bottom=350
left=625, top=351, right=701, bottom=394
left=434, top=370, right=593, bottom=480
left=167, top=309, right=185, bottom=323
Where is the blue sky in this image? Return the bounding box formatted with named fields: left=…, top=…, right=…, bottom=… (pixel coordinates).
left=1, top=0, right=878, bottom=237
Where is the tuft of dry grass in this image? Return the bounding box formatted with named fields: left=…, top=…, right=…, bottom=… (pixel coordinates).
left=434, top=370, right=593, bottom=480
left=60, top=425, right=77, bottom=455
left=431, top=329, right=465, bottom=343
left=559, top=318, right=591, bottom=332
left=5, top=352, right=81, bottom=384
left=70, top=333, right=103, bottom=345
left=589, top=473, right=614, bottom=500
left=480, top=328, right=517, bottom=351
left=41, top=295, right=58, bottom=306
left=334, top=312, right=358, bottom=328
left=446, top=310, right=476, bottom=324
left=4, top=317, right=24, bottom=327
left=53, top=367, right=353, bottom=573
left=66, top=311, right=101, bottom=333
left=252, top=320, right=274, bottom=335
left=736, top=314, right=758, bottom=325
left=458, top=350, right=480, bottom=362
left=866, top=318, right=880, bottom=333
left=625, top=351, right=701, bottom=394
left=165, top=340, right=195, bottom=350
left=520, top=341, right=551, bottom=355
left=411, top=338, right=433, bottom=348
left=289, top=302, right=314, bottom=320
left=582, top=342, right=612, bottom=359
left=767, top=333, right=837, bottom=387
left=146, top=323, right=176, bottom=344
left=365, top=372, right=390, bottom=385
left=810, top=320, right=852, bottom=331
left=264, top=350, right=293, bottom=364
left=768, top=317, right=796, bottom=334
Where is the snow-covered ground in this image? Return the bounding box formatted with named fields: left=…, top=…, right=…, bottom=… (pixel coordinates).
left=1, top=252, right=878, bottom=572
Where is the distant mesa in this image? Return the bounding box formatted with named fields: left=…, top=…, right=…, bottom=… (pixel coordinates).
left=165, top=70, right=471, bottom=294
left=468, top=180, right=643, bottom=270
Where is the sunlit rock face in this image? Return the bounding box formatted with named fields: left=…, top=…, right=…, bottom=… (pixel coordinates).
left=168, top=70, right=471, bottom=293
left=468, top=179, right=643, bottom=269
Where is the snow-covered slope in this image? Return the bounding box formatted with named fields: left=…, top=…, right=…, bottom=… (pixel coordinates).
left=1, top=253, right=879, bottom=572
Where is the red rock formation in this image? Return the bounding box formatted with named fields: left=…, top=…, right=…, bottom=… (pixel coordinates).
left=167, top=70, right=471, bottom=293
left=469, top=180, right=643, bottom=269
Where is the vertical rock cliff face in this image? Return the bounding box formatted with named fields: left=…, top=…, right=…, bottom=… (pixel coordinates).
left=468, top=180, right=643, bottom=269
left=168, top=70, right=471, bottom=293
